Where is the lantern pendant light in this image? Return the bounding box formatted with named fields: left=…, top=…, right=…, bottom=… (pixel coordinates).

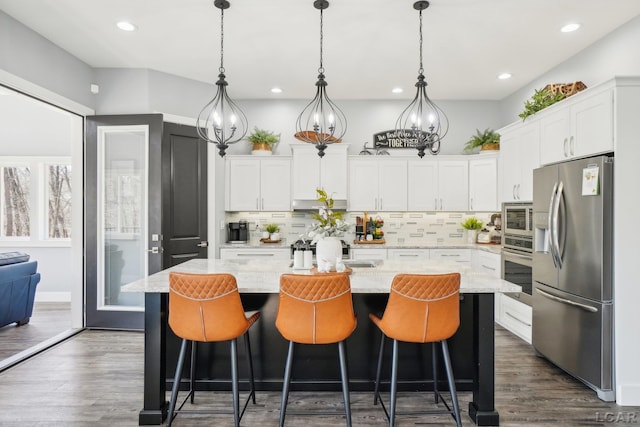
left=396, top=1, right=449, bottom=158
left=295, top=0, right=347, bottom=158
left=196, top=0, right=248, bottom=158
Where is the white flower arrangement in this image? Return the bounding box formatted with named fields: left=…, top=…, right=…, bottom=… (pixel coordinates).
left=307, top=189, right=351, bottom=244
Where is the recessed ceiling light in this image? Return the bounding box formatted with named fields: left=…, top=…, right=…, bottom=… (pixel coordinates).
left=392, top=87, right=403, bottom=94
left=560, top=23, right=581, bottom=33
left=497, top=73, right=512, bottom=80
left=116, top=21, right=138, bottom=32
left=270, top=87, right=283, bottom=94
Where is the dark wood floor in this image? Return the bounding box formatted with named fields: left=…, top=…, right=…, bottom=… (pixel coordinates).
left=0, top=325, right=637, bottom=426
left=0, top=301, right=71, bottom=361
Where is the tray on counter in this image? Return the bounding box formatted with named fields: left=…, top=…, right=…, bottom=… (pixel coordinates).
left=260, top=238, right=282, bottom=243
left=353, top=239, right=385, bottom=245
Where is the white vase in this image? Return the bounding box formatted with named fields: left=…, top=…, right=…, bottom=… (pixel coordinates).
left=270, top=232, right=280, bottom=241
left=466, top=229, right=478, bottom=244
left=315, top=236, right=342, bottom=272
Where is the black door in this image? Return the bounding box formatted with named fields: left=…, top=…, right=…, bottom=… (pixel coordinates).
left=162, top=122, right=208, bottom=267
left=85, top=114, right=163, bottom=329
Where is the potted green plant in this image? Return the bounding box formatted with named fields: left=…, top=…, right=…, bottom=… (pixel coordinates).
left=463, top=128, right=500, bottom=153
left=461, top=217, right=483, bottom=243
left=246, top=127, right=280, bottom=155
left=518, top=87, right=566, bottom=121
left=264, top=223, right=280, bottom=241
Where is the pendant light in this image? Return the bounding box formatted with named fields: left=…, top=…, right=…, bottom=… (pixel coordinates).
left=196, top=0, right=248, bottom=158
left=295, top=0, right=347, bottom=158
left=396, top=1, right=448, bottom=158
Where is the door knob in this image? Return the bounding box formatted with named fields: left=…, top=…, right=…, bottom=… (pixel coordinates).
left=196, top=241, right=209, bottom=248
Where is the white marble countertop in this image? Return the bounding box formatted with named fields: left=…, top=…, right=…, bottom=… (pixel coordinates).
left=122, top=258, right=518, bottom=294
left=220, top=241, right=502, bottom=254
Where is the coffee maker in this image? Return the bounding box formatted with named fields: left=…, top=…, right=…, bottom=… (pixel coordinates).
left=227, top=220, right=249, bottom=242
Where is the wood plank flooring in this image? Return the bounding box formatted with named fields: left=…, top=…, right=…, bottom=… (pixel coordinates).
left=0, top=302, right=71, bottom=361
left=0, top=326, right=638, bottom=426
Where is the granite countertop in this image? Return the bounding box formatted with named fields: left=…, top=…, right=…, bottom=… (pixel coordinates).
left=122, top=258, right=518, bottom=294
left=219, top=240, right=502, bottom=254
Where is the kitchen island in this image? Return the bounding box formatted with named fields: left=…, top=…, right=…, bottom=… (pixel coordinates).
left=123, top=258, right=519, bottom=426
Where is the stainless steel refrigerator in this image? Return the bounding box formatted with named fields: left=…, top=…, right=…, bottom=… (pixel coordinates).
left=532, top=155, right=614, bottom=402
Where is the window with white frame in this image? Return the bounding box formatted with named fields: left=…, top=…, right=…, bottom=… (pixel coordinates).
left=0, top=157, right=72, bottom=243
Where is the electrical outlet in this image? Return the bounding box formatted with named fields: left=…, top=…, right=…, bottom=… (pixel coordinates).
left=220, top=220, right=225, bottom=230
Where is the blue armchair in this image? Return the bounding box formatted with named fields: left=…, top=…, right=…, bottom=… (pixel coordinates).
left=0, top=252, right=41, bottom=328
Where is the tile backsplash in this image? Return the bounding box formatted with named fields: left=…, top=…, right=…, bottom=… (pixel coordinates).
left=225, top=211, right=497, bottom=245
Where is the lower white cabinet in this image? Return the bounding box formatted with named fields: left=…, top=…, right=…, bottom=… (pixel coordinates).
left=387, top=248, right=430, bottom=260
left=496, top=293, right=532, bottom=343
left=351, top=248, right=387, bottom=261
left=220, top=248, right=290, bottom=260
left=472, top=250, right=501, bottom=277
left=430, top=248, right=470, bottom=264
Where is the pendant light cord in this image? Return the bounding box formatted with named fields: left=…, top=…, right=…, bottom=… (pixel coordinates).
left=318, top=9, right=324, bottom=74
left=219, top=8, right=225, bottom=73
left=418, top=9, right=424, bottom=74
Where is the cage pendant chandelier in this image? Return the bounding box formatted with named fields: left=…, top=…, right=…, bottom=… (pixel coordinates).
left=295, top=0, right=347, bottom=158
left=396, top=1, right=449, bottom=158
left=196, top=0, right=248, bottom=158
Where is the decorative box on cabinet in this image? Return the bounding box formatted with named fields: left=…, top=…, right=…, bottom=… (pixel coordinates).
left=499, top=121, right=540, bottom=202
left=225, top=157, right=291, bottom=211
left=348, top=158, right=407, bottom=211
left=291, top=144, right=347, bottom=200
left=407, top=159, right=468, bottom=211
left=540, top=88, right=613, bottom=165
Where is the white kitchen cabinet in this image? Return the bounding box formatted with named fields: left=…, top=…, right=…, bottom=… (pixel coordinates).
left=471, top=249, right=501, bottom=277
left=291, top=144, right=347, bottom=200
left=500, top=121, right=540, bottom=203
left=430, top=248, right=470, bottom=264
left=220, top=247, right=290, bottom=260
left=407, top=160, right=438, bottom=211
left=407, top=159, right=468, bottom=211
left=496, top=294, right=532, bottom=343
left=540, top=88, right=613, bottom=165
left=225, top=157, right=291, bottom=211
left=348, top=158, right=407, bottom=211
left=351, top=247, right=387, bottom=260
left=387, top=248, right=430, bottom=260
left=468, top=155, right=498, bottom=211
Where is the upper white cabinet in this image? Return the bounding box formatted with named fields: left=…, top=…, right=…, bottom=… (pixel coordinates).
left=225, top=157, right=291, bottom=211
left=500, top=121, right=540, bottom=202
left=468, top=155, right=498, bottom=211
left=407, top=159, right=469, bottom=211
left=291, top=144, right=347, bottom=200
left=540, top=88, right=613, bottom=165
left=349, top=158, right=407, bottom=211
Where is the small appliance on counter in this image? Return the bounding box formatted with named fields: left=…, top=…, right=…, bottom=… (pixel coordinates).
left=227, top=220, right=249, bottom=243
left=476, top=213, right=502, bottom=244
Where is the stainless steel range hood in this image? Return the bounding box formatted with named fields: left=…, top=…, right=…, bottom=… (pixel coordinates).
left=292, top=199, right=347, bottom=211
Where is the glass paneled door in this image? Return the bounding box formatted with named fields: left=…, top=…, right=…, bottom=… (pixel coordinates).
left=85, top=115, right=163, bottom=329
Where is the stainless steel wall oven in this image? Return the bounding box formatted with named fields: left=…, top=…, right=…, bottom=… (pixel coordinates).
left=502, top=203, right=534, bottom=306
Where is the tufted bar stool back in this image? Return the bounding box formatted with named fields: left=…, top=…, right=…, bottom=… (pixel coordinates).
left=167, top=272, right=260, bottom=427
left=276, top=272, right=357, bottom=426
left=369, top=273, right=463, bottom=427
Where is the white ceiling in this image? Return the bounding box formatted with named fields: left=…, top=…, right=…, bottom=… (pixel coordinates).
left=2, top=0, right=640, bottom=101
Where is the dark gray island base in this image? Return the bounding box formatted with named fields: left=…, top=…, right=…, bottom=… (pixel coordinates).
left=138, top=291, right=499, bottom=426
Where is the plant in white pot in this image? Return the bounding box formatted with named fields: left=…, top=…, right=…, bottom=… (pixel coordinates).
left=264, top=223, right=280, bottom=241
left=461, top=217, right=483, bottom=243
left=307, top=189, right=351, bottom=272
left=246, top=127, right=280, bottom=155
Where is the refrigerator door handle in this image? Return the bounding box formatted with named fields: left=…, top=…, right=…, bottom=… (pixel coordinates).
left=547, top=182, right=559, bottom=268
left=535, top=288, right=598, bottom=313
left=552, top=181, right=564, bottom=269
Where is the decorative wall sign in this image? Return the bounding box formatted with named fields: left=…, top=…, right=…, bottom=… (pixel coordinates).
left=373, top=129, right=429, bottom=149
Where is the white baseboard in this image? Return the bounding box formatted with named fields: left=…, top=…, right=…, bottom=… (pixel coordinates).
left=617, top=384, right=640, bottom=406
left=35, top=291, right=71, bottom=302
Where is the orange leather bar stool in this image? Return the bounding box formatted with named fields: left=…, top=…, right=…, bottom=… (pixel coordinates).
left=167, top=272, right=260, bottom=427
left=370, top=273, right=463, bottom=427
left=276, top=273, right=357, bottom=427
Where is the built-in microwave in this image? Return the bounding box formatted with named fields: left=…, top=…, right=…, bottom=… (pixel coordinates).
left=502, top=202, right=533, bottom=237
